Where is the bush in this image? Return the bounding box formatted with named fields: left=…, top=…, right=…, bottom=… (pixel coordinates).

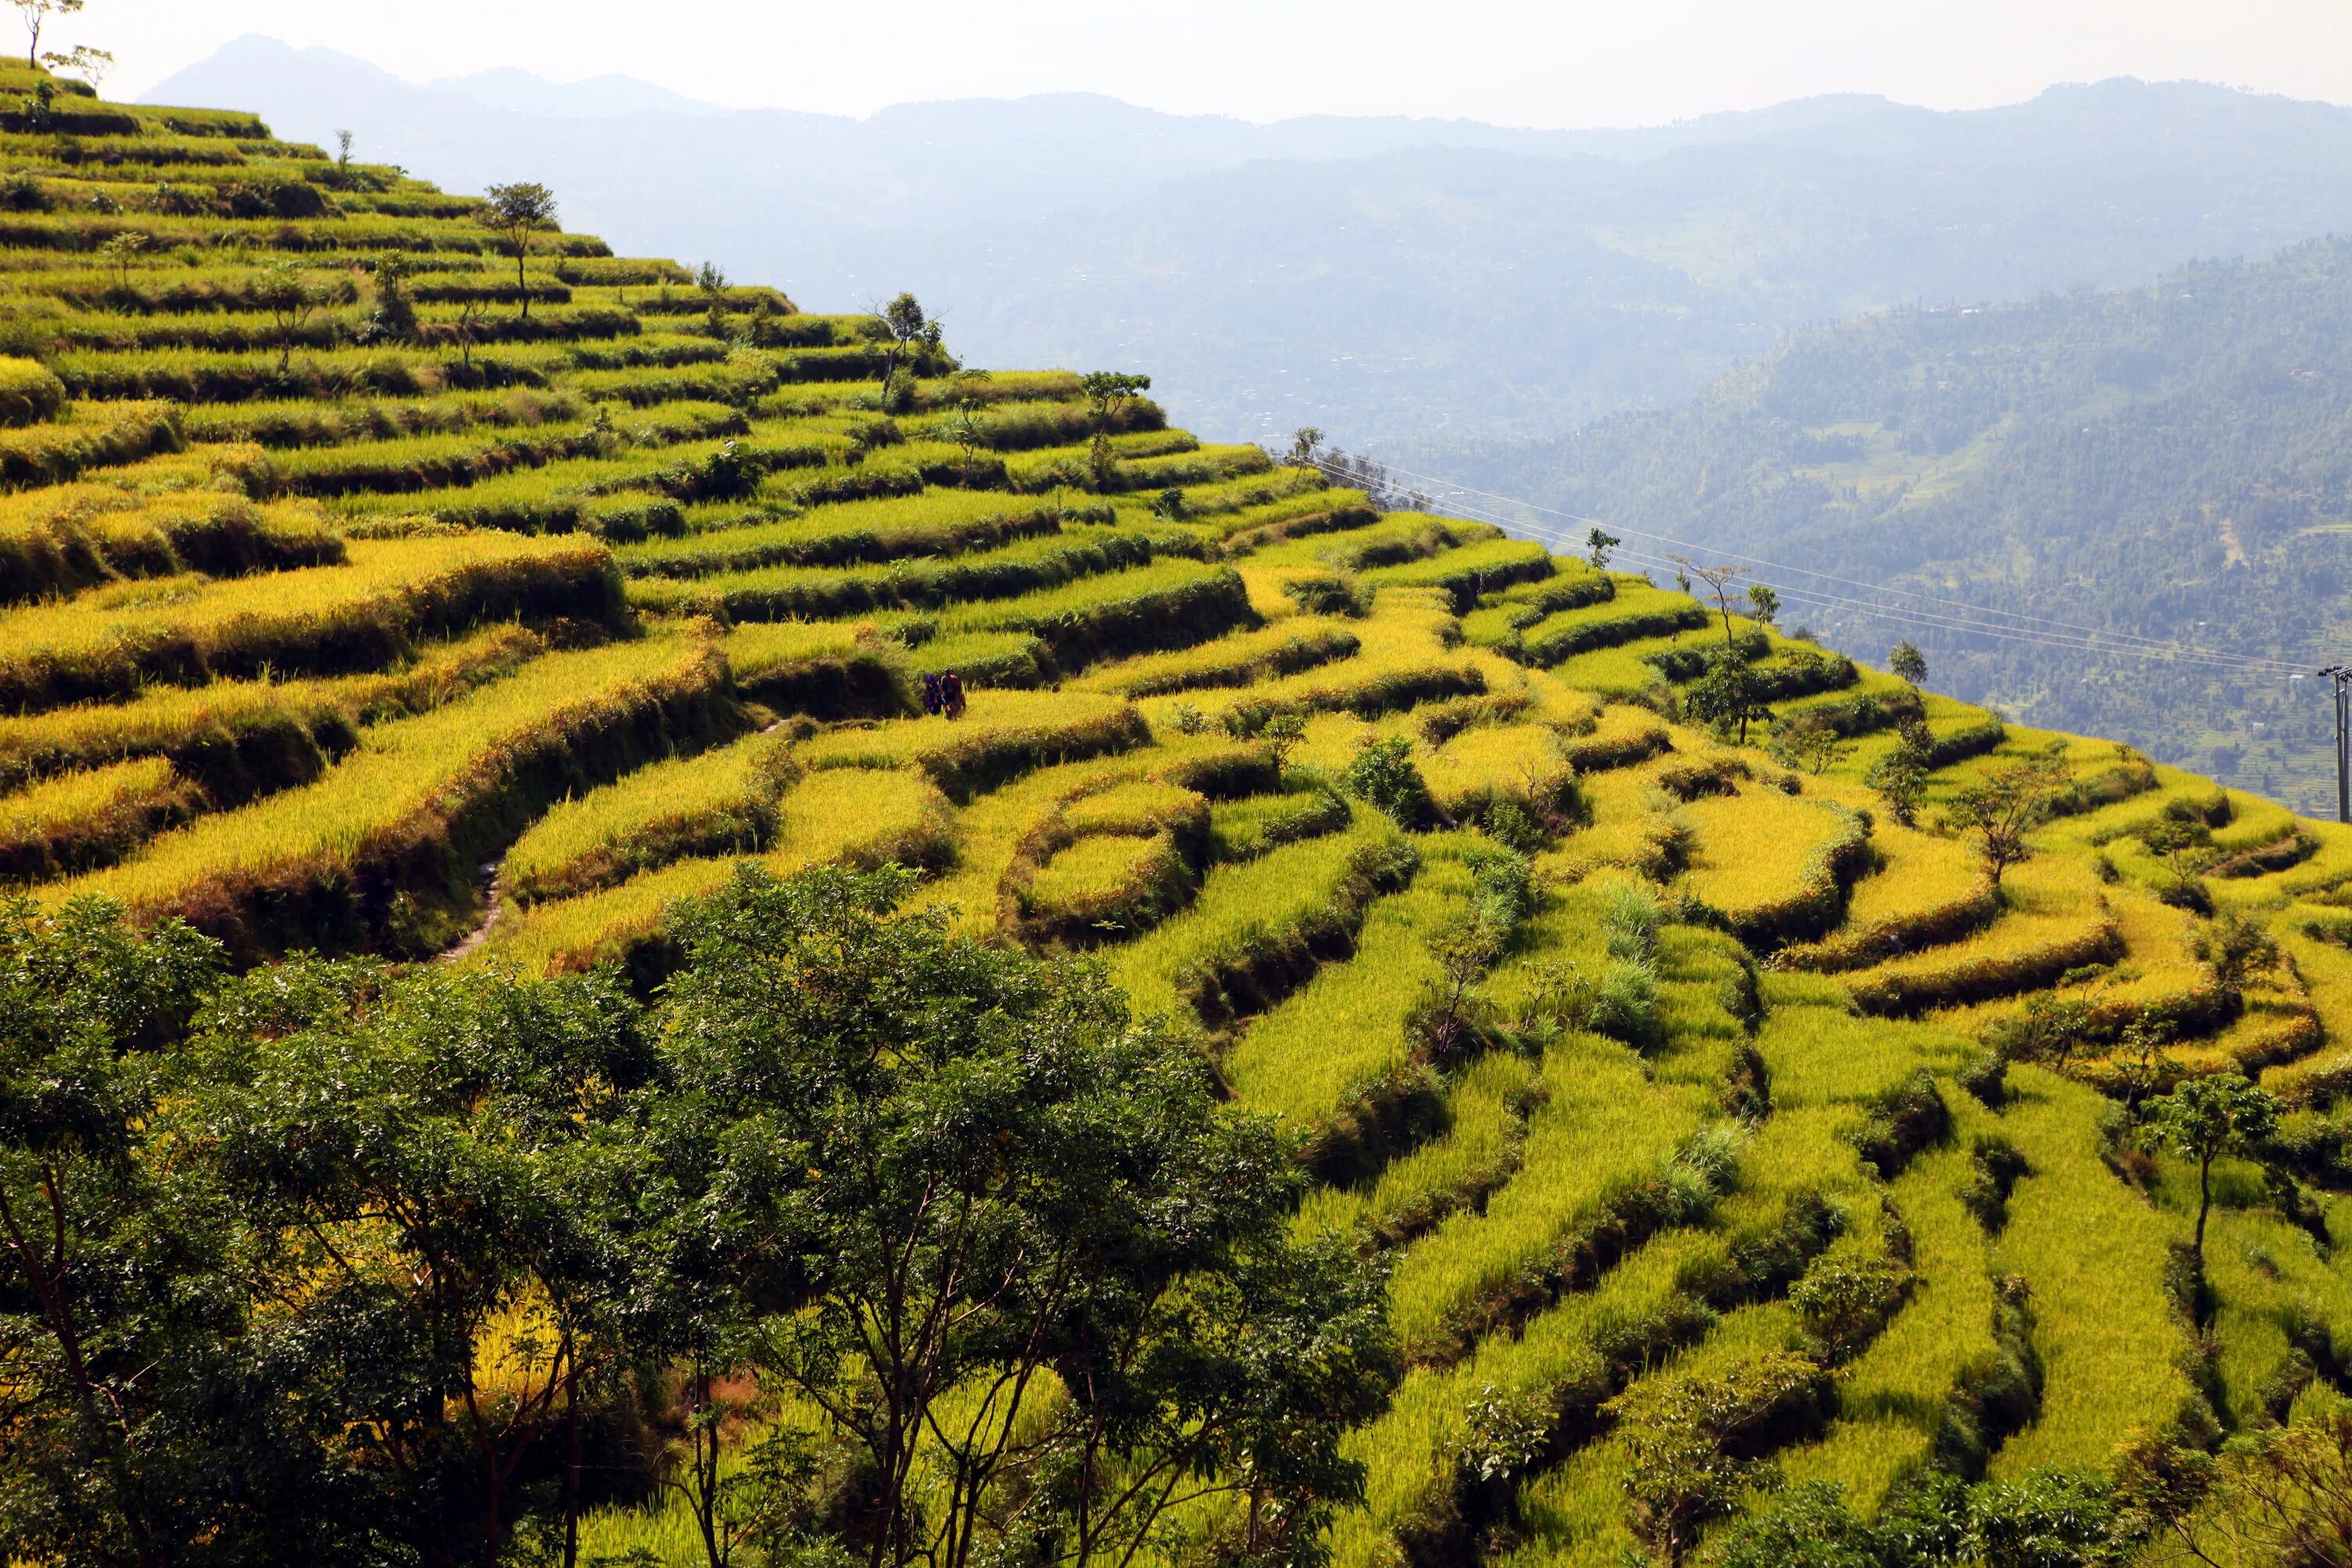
left=0, top=354, right=62, bottom=426
left=1342, top=735, right=1434, bottom=828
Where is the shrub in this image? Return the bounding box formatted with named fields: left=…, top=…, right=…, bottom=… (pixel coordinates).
left=1342, top=735, right=1434, bottom=828
left=0, top=355, right=66, bottom=426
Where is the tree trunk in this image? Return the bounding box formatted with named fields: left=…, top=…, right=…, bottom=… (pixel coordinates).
left=561, top=1370, right=583, bottom=1568
left=2196, top=1154, right=2214, bottom=1263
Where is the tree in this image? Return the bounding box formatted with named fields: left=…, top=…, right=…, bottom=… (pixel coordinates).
left=696, top=260, right=728, bottom=338
left=483, top=180, right=558, bottom=318
left=365, top=249, right=417, bottom=341
left=253, top=258, right=321, bottom=374
left=1685, top=644, right=1771, bottom=746
left=2142, top=1071, right=2280, bottom=1267
left=652, top=866, right=1396, bottom=1568
left=873, top=292, right=942, bottom=412
left=452, top=292, right=488, bottom=372
left=2158, top=1410, right=2352, bottom=1568
left=334, top=129, right=354, bottom=182
left=1945, top=746, right=2071, bottom=891
left=11, top=0, right=79, bottom=70
left=942, top=397, right=993, bottom=484
left=1992, top=994, right=2096, bottom=1071
left=38, top=40, right=104, bottom=88
left=1669, top=554, right=1751, bottom=653
left=194, top=956, right=665, bottom=1568
left=1865, top=746, right=1929, bottom=827
left=2118, top=1014, right=2180, bottom=1112
left=94, top=228, right=142, bottom=294
left=1586, top=526, right=1621, bottom=569
left=1046, top=1229, right=1396, bottom=1568
left=1889, top=637, right=1929, bottom=687
left=1770, top=713, right=1850, bottom=776
left=0, top=896, right=226, bottom=1568
left=2199, top=912, right=2283, bottom=1006
left=1745, top=583, right=1780, bottom=626
left=1260, top=709, right=1306, bottom=774
left=1080, top=370, right=1152, bottom=492
left=1286, top=426, right=1324, bottom=469
left=2142, top=815, right=2214, bottom=909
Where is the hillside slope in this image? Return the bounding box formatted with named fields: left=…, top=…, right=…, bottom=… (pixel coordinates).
left=1436, top=239, right=2352, bottom=815
left=13, top=64, right=2352, bottom=1565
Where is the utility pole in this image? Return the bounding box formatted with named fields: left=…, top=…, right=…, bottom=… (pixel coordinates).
left=2327, top=665, right=2352, bottom=825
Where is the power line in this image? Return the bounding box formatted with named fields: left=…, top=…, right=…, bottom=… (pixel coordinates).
left=1305, top=456, right=2313, bottom=678
left=1309, top=454, right=2311, bottom=676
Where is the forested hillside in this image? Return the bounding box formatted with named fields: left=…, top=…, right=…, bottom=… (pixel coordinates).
left=19, top=60, right=2352, bottom=1568
left=1435, top=239, right=2352, bottom=813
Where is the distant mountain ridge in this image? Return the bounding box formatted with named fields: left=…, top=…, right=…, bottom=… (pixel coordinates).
left=420, top=66, right=725, bottom=119
left=146, top=40, right=2352, bottom=446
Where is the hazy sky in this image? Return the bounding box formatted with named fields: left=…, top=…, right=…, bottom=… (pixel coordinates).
left=83, top=0, right=2352, bottom=125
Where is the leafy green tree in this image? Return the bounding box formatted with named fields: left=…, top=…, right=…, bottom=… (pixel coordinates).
left=942, top=397, right=993, bottom=483
left=1045, top=1229, right=1396, bottom=1567
left=1080, top=370, right=1152, bottom=491
left=1946, top=746, right=2071, bottom=891
left=1261, top=709, right=1306, bottom=775
left=2141, top=1071, right=2281, bottom=1266
left=2123, top=1411, right=2352, bottom=1568
left=874, top=292, right=942, bottom=412
left=484, top=180, right=559, bottom=318
left=1745, top=583, right=1780, bottom=626
left=1586, top=526, right=1621, bottom=568
left=1771, top=713, right=1850, bottom=775
left=194, top=956, right=662, bottom=1568
left=1992, top=993, right=2096, bottom=1070
left=0, top=897, right=225, bottom=1568
left=1685, top=644, right=1771, bottom=745
left=365, top=249, right=417, bottom=341
left=651, top=866, right=1396, bottom=1568
left=2140, top=815, right=2214, bottom=908
left=1286, top=426, right=1324, bottom=468
left=1889, top=638, right=1929, bottom=688
left=254, top=258, right=321, bottom=373
left=1866, top=745, right=1930, bottom=826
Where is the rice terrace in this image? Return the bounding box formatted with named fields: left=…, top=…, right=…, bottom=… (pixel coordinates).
left=13, top=33, right=2352, bottom=1568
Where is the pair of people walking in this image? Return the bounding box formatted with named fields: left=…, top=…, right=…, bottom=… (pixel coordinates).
left=921, top=670, right=967, bottom=720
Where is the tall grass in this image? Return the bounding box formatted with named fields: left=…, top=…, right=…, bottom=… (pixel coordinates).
left=504, top=728, right=794, bottom=903
left=0, top=532, right=619, bottom=713
left=485, top=764, right=955, bottom=976
left=1987, top=1065, right=2200, bottom=1475
left=52, top=630, right=731, bottom=956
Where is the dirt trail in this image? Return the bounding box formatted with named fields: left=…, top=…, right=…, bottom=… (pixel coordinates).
left=438, top=859, right=506, bottom=963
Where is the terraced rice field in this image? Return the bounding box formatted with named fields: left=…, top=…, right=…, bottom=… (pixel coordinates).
left=18, top=65, right=2352, bottom=1566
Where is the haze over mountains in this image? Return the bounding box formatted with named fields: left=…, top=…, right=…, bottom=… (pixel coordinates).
left=151, top=39, right=2352, bottom=444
